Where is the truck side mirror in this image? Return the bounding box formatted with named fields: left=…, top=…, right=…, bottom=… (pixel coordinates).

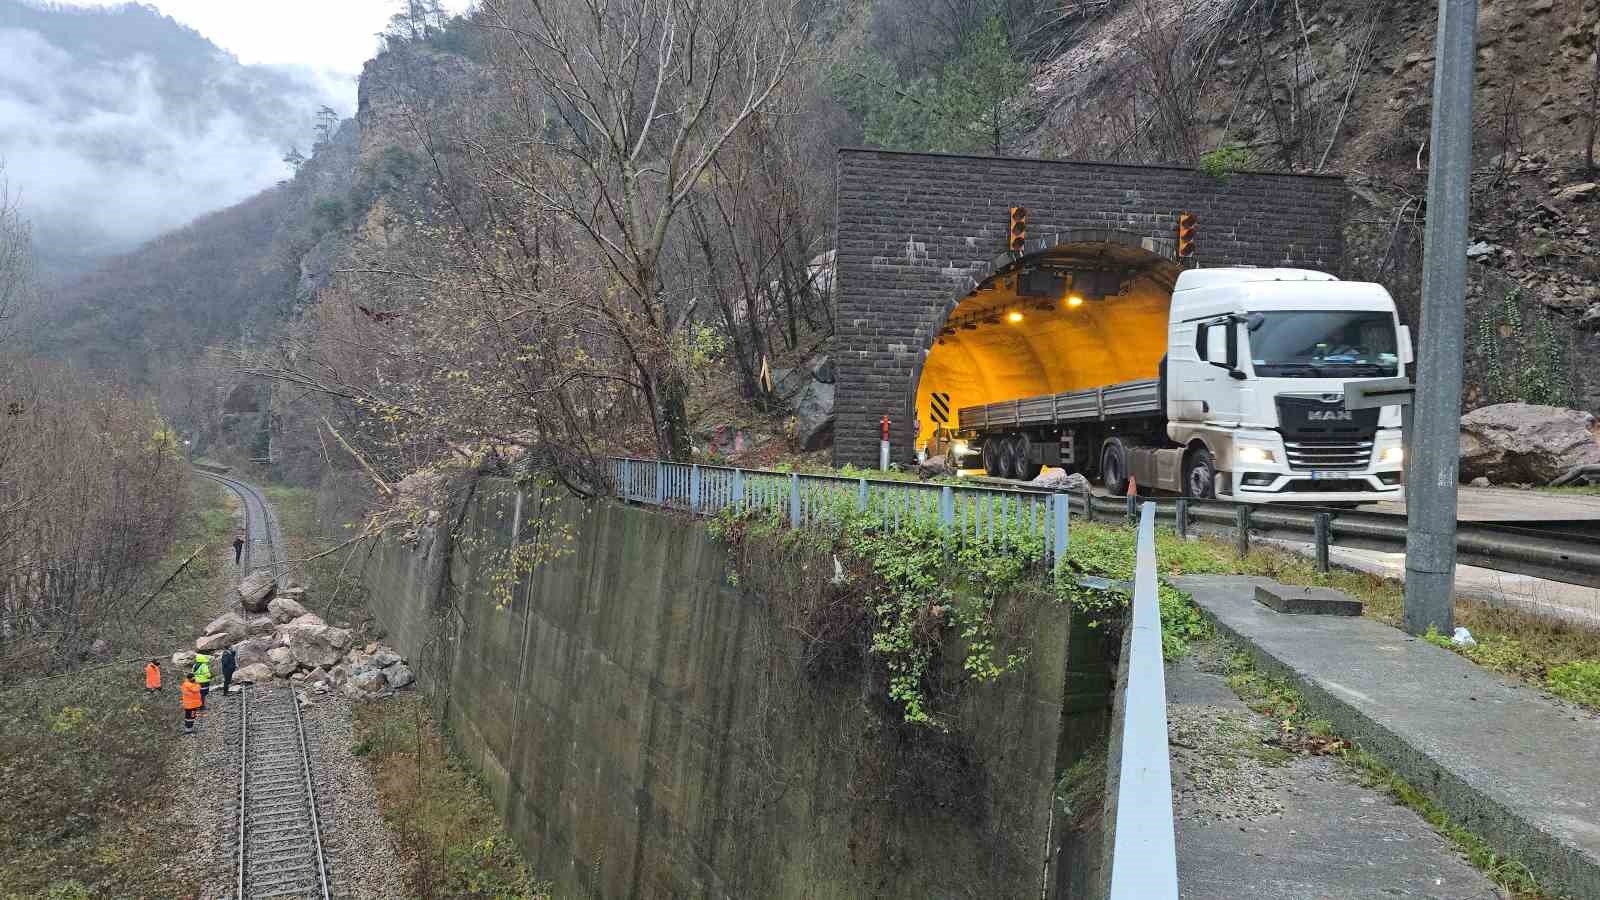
left=1398, top=325, right=1414, bottom=366
left=1203, top=320, right=1243, bottom=378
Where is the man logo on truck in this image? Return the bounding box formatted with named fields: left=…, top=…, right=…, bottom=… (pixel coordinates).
left=1308, top=409, right=1354, bottom=421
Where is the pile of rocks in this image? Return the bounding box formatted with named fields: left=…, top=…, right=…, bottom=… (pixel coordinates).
left=179, top=576, right=413, bottom=700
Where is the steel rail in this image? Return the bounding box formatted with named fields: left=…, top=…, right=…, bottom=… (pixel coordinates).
left=290, top=684, right=333, bottom=900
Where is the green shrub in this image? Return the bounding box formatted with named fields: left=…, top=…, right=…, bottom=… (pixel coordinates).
left=1199, top=145, right=1253, bottom=180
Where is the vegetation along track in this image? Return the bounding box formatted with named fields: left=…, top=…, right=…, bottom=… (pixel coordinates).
left=234, top=683, right=333, bottom=899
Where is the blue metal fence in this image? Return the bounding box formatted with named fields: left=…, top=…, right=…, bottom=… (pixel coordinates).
left=611, top=457, right=1071, bottom=561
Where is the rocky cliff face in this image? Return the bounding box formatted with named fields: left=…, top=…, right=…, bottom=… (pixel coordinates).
left=1023, top=0, right=1600, bottom=415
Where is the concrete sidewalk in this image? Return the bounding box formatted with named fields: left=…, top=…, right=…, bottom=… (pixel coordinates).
left=1173, top=576, right=1600, bottom=900
left=1168, top=646, right=1500, bottom=900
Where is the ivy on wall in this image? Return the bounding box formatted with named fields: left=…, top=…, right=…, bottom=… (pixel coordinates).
left=1474, top=288, right=1572, bottom=407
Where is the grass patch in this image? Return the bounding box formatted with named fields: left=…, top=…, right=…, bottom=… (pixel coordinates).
left=1220, top=647, right=1558, bottom=899
left=351, top=696, right=549, bottom=899
left=0, top=476, right=233, bottom=898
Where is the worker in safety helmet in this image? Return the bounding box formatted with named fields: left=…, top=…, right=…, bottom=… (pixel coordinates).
left=181, top=672, right=202, bottom=734
left=192, top=652, right=212, bottom=711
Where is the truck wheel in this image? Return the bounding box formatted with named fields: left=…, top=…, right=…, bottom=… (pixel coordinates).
left=982, top=438, right=1001, bottom=477
left=999, top=435, right=1022, bottom=480
left=1101, top=440, right=1129, bottom=495
left=1014, top=434, right=1042, bottom=482
left=1184, top=447, right=1217, bottom=499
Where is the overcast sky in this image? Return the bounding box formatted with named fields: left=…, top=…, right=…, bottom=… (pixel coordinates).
left=62, top=1, right=474, bottom=83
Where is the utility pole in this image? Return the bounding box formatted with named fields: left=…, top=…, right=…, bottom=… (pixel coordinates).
left=1405, top=0, right=1479, bottom=636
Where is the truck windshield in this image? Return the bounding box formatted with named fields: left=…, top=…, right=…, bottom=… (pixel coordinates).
left=1248, top=311, right=1399, bottom=377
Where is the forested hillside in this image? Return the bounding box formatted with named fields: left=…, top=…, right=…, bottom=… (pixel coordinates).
left=30, top=0, right=1600, bottom=492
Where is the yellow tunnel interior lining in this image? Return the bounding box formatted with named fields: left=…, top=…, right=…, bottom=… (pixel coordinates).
left=915, top=246, right=1180, bottom=451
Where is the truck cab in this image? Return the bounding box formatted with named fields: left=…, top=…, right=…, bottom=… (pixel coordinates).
left=1163, top=268, right=1410, bottom=504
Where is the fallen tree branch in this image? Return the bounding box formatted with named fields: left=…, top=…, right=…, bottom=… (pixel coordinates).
left=131, top=542, right=210, bottom=618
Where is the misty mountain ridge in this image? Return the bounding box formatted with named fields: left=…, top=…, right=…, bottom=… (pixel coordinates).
left=0, top=0, right=350, bottom=282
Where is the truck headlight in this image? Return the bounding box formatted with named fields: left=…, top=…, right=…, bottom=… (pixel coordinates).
left=1380, top=446, right=1404, bottom=464
left=950, top=440, right=969, bottom=458
left=1238, top=446, right=1274, bottom=464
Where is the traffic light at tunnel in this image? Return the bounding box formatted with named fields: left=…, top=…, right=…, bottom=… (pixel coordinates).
left=1008, top=206, right=1027, bottom=253
left=1176, top=212, right=1198, bottom=258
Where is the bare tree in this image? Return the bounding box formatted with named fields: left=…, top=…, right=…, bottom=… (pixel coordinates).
left=1587, top=22, right=1599, bottom=172
left=0, top=166, right=32, bottom=346
left=472, top=0, right=810, bottom=459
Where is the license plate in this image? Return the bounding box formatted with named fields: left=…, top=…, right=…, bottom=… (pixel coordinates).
left=1309, top=471, right=1344, bottom=480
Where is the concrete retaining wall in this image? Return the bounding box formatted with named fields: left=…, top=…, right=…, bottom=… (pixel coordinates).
left=354, top=477, right=1109, bottom=898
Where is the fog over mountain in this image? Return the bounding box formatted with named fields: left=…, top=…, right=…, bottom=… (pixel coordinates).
left=0, top=0, right=350, bottom=282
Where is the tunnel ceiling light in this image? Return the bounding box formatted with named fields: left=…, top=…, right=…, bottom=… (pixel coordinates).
left=1007, top=311, right=1024, bottom=323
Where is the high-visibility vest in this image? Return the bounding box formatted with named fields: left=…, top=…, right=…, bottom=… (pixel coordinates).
left=193, top=654, right=211, bottom=684
left=145, top=664, right=161, bottom=689
left=181, top=680, right=202, bottom=710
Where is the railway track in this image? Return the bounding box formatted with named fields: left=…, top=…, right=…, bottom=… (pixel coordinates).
left=194, top=468, right=333, bottom=899
left=234, top=683, right=332, bottom=899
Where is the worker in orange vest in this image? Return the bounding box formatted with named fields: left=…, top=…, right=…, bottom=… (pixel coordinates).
left=145, top=659, right=161, bottom=692
left=181, top=672, right=202, bottom=734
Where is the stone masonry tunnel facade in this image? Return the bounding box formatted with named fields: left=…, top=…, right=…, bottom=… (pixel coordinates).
left=832, top=149, right=1349, bottom=469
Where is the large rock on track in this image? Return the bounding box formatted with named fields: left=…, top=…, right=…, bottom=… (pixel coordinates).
left=1459, top=403, right=1600, bottom=484
left=245, top=615, right=276, bottom=637
left=195, top=631, right=232, bottom=653
left=203, top=613, right=247, bottom=642
left=281, top=623, right=353, bottom=669
left=232, top=637, right=273, bottom=669
left=382, top=662, right=415, bottom=689
left=267, top=597, right=308, bottom=624
left=237, top=571, right=276, bottom=614
left=268, top=646, right=298, bottom=677
left=233, top=663, right=274, bottom=684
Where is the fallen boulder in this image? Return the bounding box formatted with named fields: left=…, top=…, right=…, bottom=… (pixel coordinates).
left=171, top=650, right=195, bottom=671
left=281, top=623, right=353, bottom=669
left=304, top=666, right=329, bottom=685
left=267, top=597, right=308, bottom=624
left=346, top=670, right=388, bottom=696
left=245, top=615, right=276, bottom=637
left=268, top=646, right=298, bottom=677
left=918, top=455, right=955, bottom=478
left=204, top=613, right=248, bottom=642
left=195, top=632, right=233, bottom=653
left=1033, top=469, right=1093, bottom=493
left=238, top=571, right=276, bottom=614
left=233, top=663, right=274, bottom=684
left=795, top=381, right=836, bottom=452
left=1459, top=403, right=1600, bottom=484
left=382, top=662, right=415, bottom=689
left=290, top=613, right=325, bottom=628
left=371, top=648, right=403, bottom=669
left=233, top=638, right=273, bottom=669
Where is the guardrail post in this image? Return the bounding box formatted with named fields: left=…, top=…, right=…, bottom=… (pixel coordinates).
left=655, top=461, right=665, bottom=507
left=789, top=473, right=800, bottom=528
left=1082, top=486, right=1094, bottom=522
left=940, top=486, right=954, bottom=526
left=619, top=459, right=631, bottom=501
left=1234, top=505, right=1251, bottom=558
left=690, top=464, right=701, bottom=513
left=732, top=468, right=744, bottom=508
left=1053, top=493, right=1069, bottom=563
left=1314, top=512, right=1331, bottom=573
left=857, top=477, right=868, bottom=511
left=1174, top=497, right=1188, bottom=538
left=1126, top=492, right=1137, bottom=523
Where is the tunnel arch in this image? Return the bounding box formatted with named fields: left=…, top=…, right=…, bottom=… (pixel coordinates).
left=908, top=229, right=1184, bottom=451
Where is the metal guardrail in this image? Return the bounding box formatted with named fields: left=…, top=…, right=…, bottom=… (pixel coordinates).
left=611, top=458, right=1600, bottom=589
left=1107, top=502, right=1178, bottom=900
left=612, top=457, right=1072, bottom=561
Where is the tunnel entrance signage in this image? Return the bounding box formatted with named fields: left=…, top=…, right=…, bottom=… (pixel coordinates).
left=1342, top=377, right=1415, bottom=410
left=930, top=392, right=950, bottom=426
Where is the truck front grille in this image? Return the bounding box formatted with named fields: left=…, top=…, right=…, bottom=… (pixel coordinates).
left=1284, top=439, right=1373, bottom=471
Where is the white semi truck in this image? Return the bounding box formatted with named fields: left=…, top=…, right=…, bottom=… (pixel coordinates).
left=949, top=268, right=1411, bottom=504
